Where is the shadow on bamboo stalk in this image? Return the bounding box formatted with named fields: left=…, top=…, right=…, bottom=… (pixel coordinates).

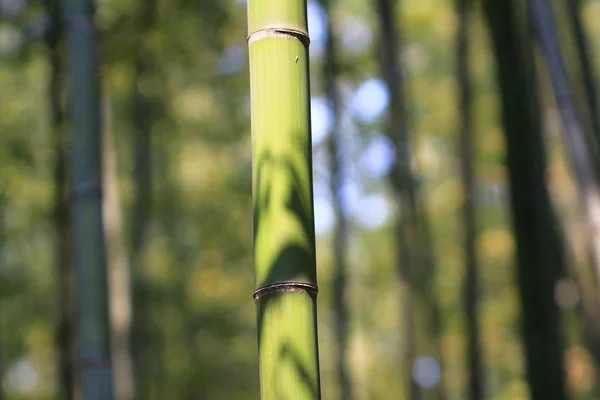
left=253, top=145, right=321, bottom=399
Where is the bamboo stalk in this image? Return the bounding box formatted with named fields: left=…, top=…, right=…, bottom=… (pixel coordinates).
left=44, top=0, right=75, bottom=398
left=375, top=0, right=445, bottom=398
left=529, top=0, right=600, bottom=286
left=565, top=0, right=600, bottom=150
left=102, top=98, right=135, bottom=400
left=375, top=0, right=417, bottom=396
left=320, top=0, right=352, bottom=398
left=64, top=0, right=114, bottom=397
left=129, top=0, right=158, bottom=397
left=482, top=1, right=567, bottom=398
left=455, top=0, right=483, bottom=398
left=247, top=1, right=321, bottom=398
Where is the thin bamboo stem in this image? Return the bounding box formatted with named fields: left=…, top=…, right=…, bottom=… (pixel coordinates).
left=64, top=0, right=114, bottom=397
left=455, top=0, right=484, bottom=398
left=102, top=99, right=135, bottom=400
left=45, top=0, right=75, bottom=398
left=320, top=0, right=352, bottom=398
left=376, top=0, right=445, bottom=398
left=128, top=0, right=158, bottom=397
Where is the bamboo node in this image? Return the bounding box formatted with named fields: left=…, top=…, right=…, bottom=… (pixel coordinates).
left=253, top=282, right=318, bottom=300
left=248, top=28, right=310, bottom=47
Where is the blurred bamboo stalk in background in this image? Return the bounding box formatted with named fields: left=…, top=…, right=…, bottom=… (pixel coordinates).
left=483, top=0, right=567, bottom=398
left=44, top=0, right=76, bottom=398
left=376, top=0, right=445, bottom=398
left=320, top=0, right=353, bottom=398
left=64, top=0, right=114, bottom=397
left=533, top=0, right=600, bottom=377
left=102, top=98, right=134, bottom=400
left=129, top=0, right=158, bottom=397
left=247, top=0, right=322, bottom=398
left=565, top=0, right=600, bottom=147
left=376, top=0, right=416, bottom=395
left=529, top=0, right=600, bottom=286
left=455, top=0, right=484, bottom=397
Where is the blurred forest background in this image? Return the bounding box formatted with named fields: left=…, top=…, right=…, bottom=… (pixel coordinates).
left=2, top=0, right=600, bottom=399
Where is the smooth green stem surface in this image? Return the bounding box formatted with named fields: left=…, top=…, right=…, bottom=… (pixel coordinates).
left=248, top=1, right=321, bottom=398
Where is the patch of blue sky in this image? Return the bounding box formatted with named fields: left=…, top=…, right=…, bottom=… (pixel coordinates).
left=341, top=16, right=372, bottom=55
left=311, top=96, right=333, bottom=147
left=217, top=45, right=245, bottom=76
left=307, top=0, right=327, bottom=58
left=338, top=180, right=362, bottom=217
left=360, top=133, right=396, bottom=179
left=313, top=180, right=334, bottom=236
left=350, top=79, right=390, bottom=122
left=355, top=195, right=391, bottom=229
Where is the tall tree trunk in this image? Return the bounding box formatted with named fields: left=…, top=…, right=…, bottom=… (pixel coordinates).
left=529, top=0, right=600, bottom=285
left=44, top=0, right=75, bottom=398
left=103, top=98, right=135, bottom=400
left=129, top=0, right=158, bottom=397
left=537, top=0, right=600, bottom=378
left=565, top=0, right=600, bottom=149
left=482, top=1, right=567, bottom=398
left=375, top=0, right=445, bottom=398
left=456, top=0, right=483, bottom=398
left=64, top=0, right=114, bottom=397
left=247, top=1, right=322, bottom=398
left=321, top=1, right=352, bottom=399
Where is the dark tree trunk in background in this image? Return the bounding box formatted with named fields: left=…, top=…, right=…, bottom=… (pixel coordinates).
left=45, top=0, right=75, bottom=398
left=456, top=0, right=483, bottom=398
left=529, top=0, right=600, bottom=286
left=534, top=0, right=600, bottom=378
left=321, top=0, right=353, bottom=398
left=483, top=1, right=567, bottom=398
left=376, top=0, right=445, bottom=398
left=565, top=0, right=600, bottom=149
left=129, top=0, right=158, bottom=397
left=64, top=0, right=114, bottom=397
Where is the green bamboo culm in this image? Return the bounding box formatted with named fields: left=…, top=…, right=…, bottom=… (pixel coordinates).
left=64, top=0, right=114, bottom=398
left=247, top=1, right=322, bottom=399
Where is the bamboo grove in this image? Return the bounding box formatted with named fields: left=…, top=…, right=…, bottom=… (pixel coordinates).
left=3, top=0, right=600, bottom=399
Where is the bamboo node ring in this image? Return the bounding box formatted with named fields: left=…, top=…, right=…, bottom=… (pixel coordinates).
left=248, top=28, right=310, bottom=47
left=253, top=282, right=318, bottom=300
